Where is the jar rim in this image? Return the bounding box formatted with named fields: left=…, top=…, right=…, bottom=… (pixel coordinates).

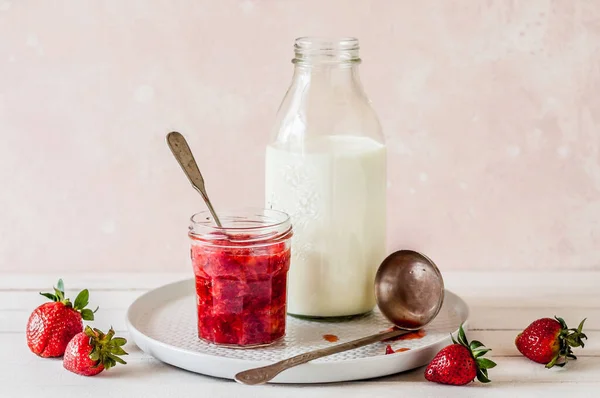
left=189, top=208, right=292, bottom=246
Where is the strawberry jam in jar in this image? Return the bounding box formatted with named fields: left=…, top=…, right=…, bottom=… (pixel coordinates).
left=189, top=209, right=292, bottom=348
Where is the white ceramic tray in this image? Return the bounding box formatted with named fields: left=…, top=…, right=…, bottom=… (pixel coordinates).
left=126, top=279, right=469, bottom=384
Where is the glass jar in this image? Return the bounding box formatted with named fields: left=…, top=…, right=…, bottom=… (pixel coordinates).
left=189, top=209, right=292, bottom=347
left=265, top=37, right=387, bottom=318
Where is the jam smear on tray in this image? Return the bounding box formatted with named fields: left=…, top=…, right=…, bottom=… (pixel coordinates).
left=323, top=334, right=339, bottom=343
left=385, top=345, right=410, bottom=354
left=398, top=329, right=426, bottom=340
left=191, top=233, right=291, bottom=347
left=381, top=327, right=427, bottom=342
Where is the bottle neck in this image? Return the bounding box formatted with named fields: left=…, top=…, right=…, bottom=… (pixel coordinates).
left=290, top=37, right=362, bottom=89
left=269, top=37, right=383, bottom=148
left=289, top=66, right=360, bottom=100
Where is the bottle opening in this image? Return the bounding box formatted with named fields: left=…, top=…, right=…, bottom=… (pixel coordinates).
left=293, top=37, right=360, bottom=65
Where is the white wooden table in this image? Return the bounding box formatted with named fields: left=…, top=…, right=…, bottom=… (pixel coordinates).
left=1, top=272, right=598, bottom=397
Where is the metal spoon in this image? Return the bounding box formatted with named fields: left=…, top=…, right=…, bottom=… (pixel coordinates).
left=234, top=250, right=445, bottom=385
left=166, top=131, right=223, bottom=228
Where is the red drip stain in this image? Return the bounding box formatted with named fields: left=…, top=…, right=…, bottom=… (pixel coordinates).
left=398, top=329, right=426, bottom=340
left=382, top=327, right=427, bottom=342
left=323, top=334, right=339, bottom=343
left=384, top=345, right=411, bottom=355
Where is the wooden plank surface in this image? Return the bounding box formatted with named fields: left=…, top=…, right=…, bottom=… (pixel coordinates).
left=1, top=272, right=598, bottom=398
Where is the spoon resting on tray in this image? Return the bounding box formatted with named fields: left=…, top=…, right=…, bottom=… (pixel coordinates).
left=234, top=250, right=445, bottom=385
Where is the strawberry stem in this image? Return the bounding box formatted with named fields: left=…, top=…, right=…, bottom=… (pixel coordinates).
left=452, top=324, right=497, bottom=383
left=39, top=279, right=97, bottom=321
left=85, top=326, right=128, bottom=370
left=546, top=316, right=588, bottom=368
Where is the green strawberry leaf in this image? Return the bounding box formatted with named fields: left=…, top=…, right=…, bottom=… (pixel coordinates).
left=555, top=316, right=567, bottom=329
left=107, top=353, right=127, bottom=365
left=477, top=358, right=497, bottom=369
left=73, top=289, right=89, bottom=310
left=470, top=340, right=484, bottom=350
left=111, top=337, right=127, bottom=346
left=457, top=325, right=468, bottom=347
left=546, top=354, right=560, bottom=368
left=103, top=358, right=116, bottom=370
left=89, top=348, right=101, bottom=361
left=108, top=345, right=128, bottom=356
left=450, top=333, right=458, bottom=345
left=476, top=369, right=491, bottom=383
left=56, top=279, right=65, bottom=293
left=473, top=348, right=492, bottom=358
left=39, top=292, right=58, bottom=302
left=566, top=336, right=584, bottom=348
left=53, top=287, right=64, bottom=302
left=80, top=309, right=95, bottom=321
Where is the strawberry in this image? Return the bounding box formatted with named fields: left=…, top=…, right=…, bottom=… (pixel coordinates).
left=425, top=324, right=496, bottom=385
left=63, top=326, right=128, bottom=376
left=26, top=279, right=97, bottom=357
left=515, top=316, right=587, bottom=368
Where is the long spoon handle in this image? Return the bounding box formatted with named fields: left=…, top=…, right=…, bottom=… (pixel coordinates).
left=166, top=131, right=222, bottom=227
left=234, top=328, right=408, bottom=385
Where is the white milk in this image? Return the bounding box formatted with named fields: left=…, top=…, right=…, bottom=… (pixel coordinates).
left=265, top=136, right=386, bottom=317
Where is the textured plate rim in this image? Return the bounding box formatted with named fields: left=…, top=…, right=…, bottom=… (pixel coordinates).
left=125, top=278, right=470, bottom=381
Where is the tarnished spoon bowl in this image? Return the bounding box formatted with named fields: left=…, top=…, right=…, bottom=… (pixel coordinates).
left=375, top=249, right=445, bottom=330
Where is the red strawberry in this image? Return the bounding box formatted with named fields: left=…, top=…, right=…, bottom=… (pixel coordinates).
left=385, top=344, right=395, bottom=354
left=63, top=326, right=128, bottom=376
left=26, top=279, right=97, bottom=357
left=425, top=324, right=496, bottom=385
left=515, top=316, right=587, bottom=368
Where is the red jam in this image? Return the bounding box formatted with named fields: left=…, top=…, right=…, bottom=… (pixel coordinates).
left=191, top=234, right=291, bottom=347
left=382, top=327, right=427, bottom=342
left=384, top=345, right=410, bottom=355
left=398, top=329, right=426, bottom=340
left=323, top=334, right=339, bottom=343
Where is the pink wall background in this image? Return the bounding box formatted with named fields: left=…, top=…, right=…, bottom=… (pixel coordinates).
left=1, top=1, right=599, bottom=273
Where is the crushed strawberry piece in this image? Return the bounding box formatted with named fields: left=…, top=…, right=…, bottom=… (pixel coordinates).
left=385, top=345, right=410, bottom=355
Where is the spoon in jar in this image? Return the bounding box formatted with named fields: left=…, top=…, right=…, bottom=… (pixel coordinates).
left=166, top=131, right=223, bottom=227
left=234, top=250, right=445, bottom=385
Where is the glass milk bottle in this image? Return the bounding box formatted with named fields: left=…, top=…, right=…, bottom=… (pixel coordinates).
left=265, top=37, right=386, bottom=318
